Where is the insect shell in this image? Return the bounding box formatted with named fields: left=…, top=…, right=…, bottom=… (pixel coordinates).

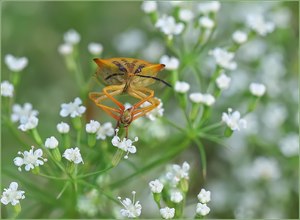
left=93, top=57, right=167, bottom=90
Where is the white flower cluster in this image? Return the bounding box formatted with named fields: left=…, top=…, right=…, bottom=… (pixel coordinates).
left=174, top=81, right=190, bottom=94
left=247, top=14, right=275, bottom=36
left=155, top=15, right=184, bottom=39
left=160, top=55, right=180, bottom=71
left=5, top=54, right=28, bottom=72
left=140, top=98, right=164, bottom=121
left=62, top=147, right=84, bottom=164
left=196, top=188, right=211, bottom=216
left=118, top=191, right=142, bottom=218
left=14, top=146, right=47, bottom=171
left=60, top=97, right=86, bottom=118
left=11, top=103, right=39, bottom=132
left=165, top=161, right=190, bottom=186
left=111, top=129, right=139, bottom=159
left=1, top=81, right=14, bottom=97
left=160, top=207, right=175, bottom=219
left=1, top=182, right=25, bottom=206
left=189, top=93, right=216, bottom=106
left=85, top=120, right=114, bottom=140
left=209, top=48, right=237, bottom=70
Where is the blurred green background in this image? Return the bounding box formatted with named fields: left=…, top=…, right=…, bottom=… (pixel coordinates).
left=1, top=1, right=299, bottom=219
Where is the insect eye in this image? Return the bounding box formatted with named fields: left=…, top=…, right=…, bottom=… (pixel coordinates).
left=134, top=64, right=145, bottom=74
left=112, top=61, right=127, bottom=73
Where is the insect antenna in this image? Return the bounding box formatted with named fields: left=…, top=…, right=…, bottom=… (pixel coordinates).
left=135, top=74, right=172, bottom=87
left=105, top=73, right=125, bottom=80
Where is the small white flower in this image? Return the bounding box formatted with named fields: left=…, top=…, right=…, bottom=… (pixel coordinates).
left=96, top=122, right=115, bottom=140
left=14, top=146, right=47, bottom=171
left=11, top=103, right=39, bottom=124
left=18, top=115, right=39, bottom=131
left=88, top=42, right=103, bottom=55
left=197, top=1, right=221, bottom=14
left=63, top=29, right=81, bottom=44
left=279, top=133, right=299, bottom=157
left=160, top=55, right=180, bottom=71
left=86, top=120, right=100, bottom=134
left=209, top=48, right=237, bottom=70
left=149, top=179, right=164, bottom=193
left=197, top=189, right=211, bottom=203
left=222, top=108, right=247, bottom=131
left=199, top=17, right=215, bottom=29
left=170, top=190, right=183, bottom=203
left=141, top=1, right=157, bottom=13
left=62, top=147, right=84, bottom=164
left=189, top=93, right=215, bottom=106
left=216, top=72, right=231, bottom=90
left=45, top=136, right=59, bottom=149
left=140, top=98, right=164, bottom=121
left=58, top=43, right=73, bottom=55
left=57, top=122, right=70, bottom=133
left=112, top=130, right=138, bottom=159
left=155, top=15, right=184, bottom=39
left=196, top=203, right=210, bottom=216
left=166, top=161, right=190, bottom=185
left=249, top=83, right=266, bottom=97
left=1, top=81, right=14, bottom=97
left=4, top=54, right=28, bottom=72
left=118, top=191, right=142, bottom=218
left=77, top=189, right=99, bottom=217
left=1, top=182, right=25, bottom=206
left=232, top=30, right=248, bottom=44
left=247, top=14, right=275, bottom=36
left=60, top=97, right=86, bottom=118
left=160, top=207, right=175, bottom=219
left=179, top=9, right=194, bottom=22
left=174, top=81, right=190, bottom=94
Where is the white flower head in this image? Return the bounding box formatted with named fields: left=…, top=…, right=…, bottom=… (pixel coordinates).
left=63, top=147, right=84, bottom=164
left=174, top=81, right=190, bottom=93
left=251, top=157, right=280, bottom=180
left=63, top=29, right=81, bottom=45
left=57, top=122, right=70, bottom=133
left=14, top=146, right=47, bottom=171
left=196, top=203, right=210, bottom=216
left=216, top=72, right=231, bottom=90
left=179, top=9, right=194, bottom=22
left=1, top=81, right=14, bottom=97
left=1, top=182, right=25, bottom=206
left=249, top=82, right=266, bottom=97
left=141, top=1, right=157, bottom=13
left=160, top=55, right=180, bottom=71
left=197, top=189, right=211, bottom=203
left=11, top=103, right=38, bottom=124
left=189, top=93, right=215, bottom=106
left=96, top=122, right=115, bottom=140
left=18, top=115, right=39, bottom=131
left=140, top=98, right=164, bottom=121
left=77, top=189, right=99, bottom=217
left=45, top=136, right=59, bottom=149
left=170, top=190, right=183, bottom=203
left=5, top=54, right=28, bottom=72
left=86, top=120, right=100, bottom=134
left=279, top=133, right=299, bottom=157
left=247, top=14, right=275, bottom=36
left=160, top=207, right=175, bottom=219
left=118, top=191, right=142, bottom=218
left=149, top=179, right=164, bottom=193
left=197, top=1, right=221, bottom=14
left=58, top=43, right=73, bottom=55
left=222, top=108, right=247, bottom=131
left=232, top=30, right=248, bottom=44
left=88, top=42, right=103, bottom=55
left=60, top=97, right=86, bottom=118
left=166, top=161, right=190, bottom=185
left=155, top=15, right=184, bottom=39
left=209, top=48, right=237, bottom=70
left=199, top=17, right=215, bottom=29
left=111, top=130, right=138, bottom=159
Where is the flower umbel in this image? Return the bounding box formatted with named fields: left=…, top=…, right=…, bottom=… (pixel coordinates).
left=209, top=48, right=237, bottom=70
left=5, top=54, right=28, bottom=72
left=1, top=182, right=25, bottom=206
left=196, top=203, right=210, bottom=216
left=118, top=191, right=142, bottom=218
left=222, top=108, right=247, bottom=131
left=112, top=130, right=138, bottom=159
left=197, top=189, right=211, bottom=203
left=14, top=146, right=47, bottom=171
left=149, top=179, right=164, bottom=193
left=166, top=161, right=190, bottom=186
left=62, top=147, right=84, bottom=164
left=1, top=81, right=14, bottom=97
left=160, top=207, right=175, bottom=219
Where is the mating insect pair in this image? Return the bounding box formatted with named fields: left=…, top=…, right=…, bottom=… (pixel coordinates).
left=89, top=57, right=171, bottom=137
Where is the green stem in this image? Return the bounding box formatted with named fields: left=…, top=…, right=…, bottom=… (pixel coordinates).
left=77, top=165, right=114, bottom=179
left=193, top=138, right=207, bottom=179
